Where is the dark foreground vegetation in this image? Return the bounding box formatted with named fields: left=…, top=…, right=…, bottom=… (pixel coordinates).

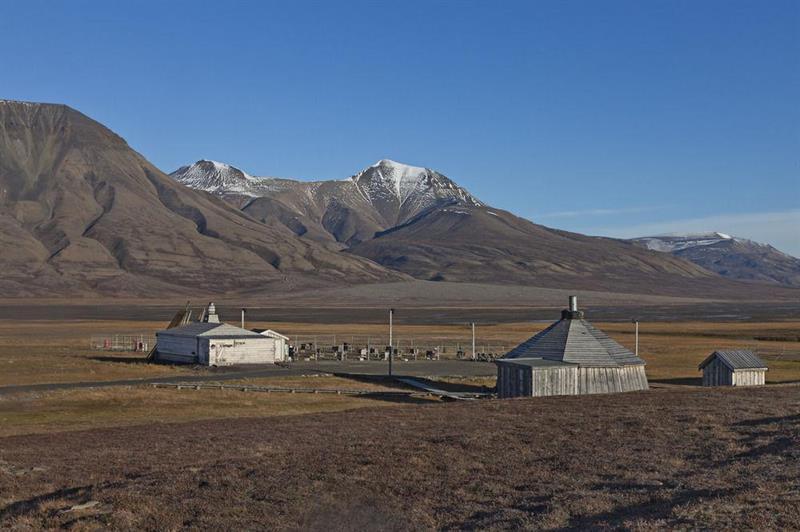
left=1, top=385, right=798, bottom=530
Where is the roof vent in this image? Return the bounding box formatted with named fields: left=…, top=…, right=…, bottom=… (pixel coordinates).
left=203, top=302, right=220, bottom=323
left=561, top=295, right=584, bottom=320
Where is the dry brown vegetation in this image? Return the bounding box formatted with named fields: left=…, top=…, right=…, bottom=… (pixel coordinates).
left=0, top=376, right=432, bottom=438
left=0, top=385, right=797, bottom=529
left=0, top=320, right=194, bottom=387
left=0, top=318, right=798, bottom=528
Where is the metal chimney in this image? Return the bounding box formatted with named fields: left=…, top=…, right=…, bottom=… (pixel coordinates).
left=562, top=295, right=584, bottom=320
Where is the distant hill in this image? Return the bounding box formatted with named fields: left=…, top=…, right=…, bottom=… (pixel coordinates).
left=631, top=233, right=800, bottom=287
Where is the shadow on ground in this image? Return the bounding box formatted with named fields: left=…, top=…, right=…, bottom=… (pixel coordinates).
left=649, top=377, right=702, bottom=386
left=87, top=355, right=151, bottom=365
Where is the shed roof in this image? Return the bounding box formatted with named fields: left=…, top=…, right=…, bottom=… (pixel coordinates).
left=698, top=350, right=767, bottom=371
left=157, top=322, right=263, bottom=339
left=495, top=358, right=574, bottom=368
left=500, top=313, right=645, bottom=368
left=254, top=329, right=290, bottom=340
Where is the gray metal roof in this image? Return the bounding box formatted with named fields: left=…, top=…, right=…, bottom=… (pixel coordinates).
left=699, top=350, right=767, bottom=370
left=501, top=318, right=645, bottom=368
left=156, top=322, right=263, bottom=338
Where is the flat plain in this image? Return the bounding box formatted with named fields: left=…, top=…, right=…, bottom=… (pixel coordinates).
left=0, top=307, right=798, bottom=529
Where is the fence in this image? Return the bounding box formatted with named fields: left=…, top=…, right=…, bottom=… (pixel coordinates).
left=90, top=334, right=155, bottom=352
left=288, top=334, right=508, bottom=362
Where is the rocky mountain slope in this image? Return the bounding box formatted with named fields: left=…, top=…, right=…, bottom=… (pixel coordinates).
left=3, top=99, right=795, bottom=299
left=173, top=158, right=779, bottom=297
left=172, top=159, right=481, bottom=247
left=0, top=100, right=404, bottom=296
left=632, top=233, right=800, bottom=287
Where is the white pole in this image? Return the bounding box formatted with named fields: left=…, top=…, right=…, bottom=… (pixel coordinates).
left=634, top=320, right=639, bottom=357
left=388, top=308, right=394, bottom=376
left=471, top=322, right=476, bottom=360
left=241, top=308, right=245, bottom=329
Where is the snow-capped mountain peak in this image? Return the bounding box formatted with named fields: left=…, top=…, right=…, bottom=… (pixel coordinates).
left=171, top=160, right=259, bottom=196
left=350, top=159, right=482, bottom=208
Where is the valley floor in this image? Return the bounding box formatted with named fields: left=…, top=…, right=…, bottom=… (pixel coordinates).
left=0, top=385, right=798, bottom=529
left=0, top=317, right=798, bottom=528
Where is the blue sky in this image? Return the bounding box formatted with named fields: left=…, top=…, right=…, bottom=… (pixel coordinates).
left=2, top=0, right=798, bottom=254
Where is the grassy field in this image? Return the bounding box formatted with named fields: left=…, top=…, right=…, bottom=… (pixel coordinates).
left=0, top=376, right=431, bottom=438
left=0, top=319, right=798, bottom=438
left=0, top=320, right=194, bottom=387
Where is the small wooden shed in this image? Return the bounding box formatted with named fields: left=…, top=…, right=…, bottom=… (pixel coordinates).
left=699, top=350, right=767, bottom=387
left=155, top=322, right=286, bottom=365
left=496, top=296, right=648, bottom=398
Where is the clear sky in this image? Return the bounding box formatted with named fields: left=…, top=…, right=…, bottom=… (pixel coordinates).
left=2, top=0, right=798, bottom=254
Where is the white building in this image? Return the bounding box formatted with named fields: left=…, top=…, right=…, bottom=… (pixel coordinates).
left=257, top=329, right=290, bottom=361
left=155, top=322, right=287, bottom=365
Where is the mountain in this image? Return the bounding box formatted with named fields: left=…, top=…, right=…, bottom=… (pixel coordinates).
left=172, top=158, right=481, bottom=247
left=345, top=204, right=738, bottom=295
left=0, top=100, right=404, bottom=296
left=173, top=158, right=779, bottom=297
left=631, top=233, right=800, bottom=287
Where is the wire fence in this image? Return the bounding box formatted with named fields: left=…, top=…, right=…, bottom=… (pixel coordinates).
left=288, top=334, right=509, bottom=361
left=90, top=334, right=155, bottom=352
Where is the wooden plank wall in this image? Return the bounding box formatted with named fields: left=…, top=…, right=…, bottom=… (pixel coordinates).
left=530, top=367, right=578, bottom=397
left=576, top=366, right=649, bottom=394
left=732, top=369, right=766, bottom=386
left=497, top=364, right=650, bottom=398
left=702, top=359, right=733, bottom=386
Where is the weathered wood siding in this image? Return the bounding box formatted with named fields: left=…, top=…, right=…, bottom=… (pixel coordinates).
left=701, top=354, right=766, bottom=386
left=497, top=364, right=648, bottom=398
left=732, top=369, right=765, bottom=386
left=207, top=337, right=278, bottom=366
left=577, top=366, right=649, bottom=394
left=702, top=358, right=733, bottom=386
left=530, top=367, right=578, bottom=397
left=498, top=365, right=533, bottom=398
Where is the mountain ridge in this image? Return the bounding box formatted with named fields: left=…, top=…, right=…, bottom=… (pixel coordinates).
left=631, top=233, right=800, bottom=287
left=171, top=154, right=797, bottom=297
left=2, top=99, right=798, bottom=298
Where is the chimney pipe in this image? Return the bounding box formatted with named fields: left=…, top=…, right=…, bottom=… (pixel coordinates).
left=569, top=296, right=578, bottom=312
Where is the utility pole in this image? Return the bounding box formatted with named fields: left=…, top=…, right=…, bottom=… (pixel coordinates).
left=632, top=318, right=639, bottom=357
left=388, top=308, right=394, bottom=376
left=241, top=308, right=245, bottom=329
left=471, top=322, right=476, bottom=360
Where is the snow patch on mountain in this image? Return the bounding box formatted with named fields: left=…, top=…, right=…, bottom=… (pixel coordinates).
left=171, top=160, right=291, bottom=196
left=350, top=159, right=482, bottom=208
left=633, top=232, right=757, bottom=253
